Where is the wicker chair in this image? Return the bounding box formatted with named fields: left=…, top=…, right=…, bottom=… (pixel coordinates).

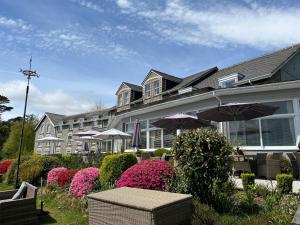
left=0, top=183, right=39, bottom=225
left=266, top=153, right=282, bottom=179
left=287, top=153, right=299, bottom=179
left=257, top=153, right=268, bottom=178
left=141, top=152, right=151, bottom=160
left=232, top=155, right=252, bottom=176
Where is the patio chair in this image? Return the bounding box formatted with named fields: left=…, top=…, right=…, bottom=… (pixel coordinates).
left=266, top=153, right=282, bottom=179
left=294, top=153, right=300, bottom=180
left=257, top=153, right=268, bottom=178
left=0, top=182, right=39, bottom=225
left=287, top=153, right=299, bottom=179
left=232, top=155, right=252, bottom=176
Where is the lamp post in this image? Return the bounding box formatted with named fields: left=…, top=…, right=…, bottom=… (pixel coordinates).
left=15, top=57, right=39, bottom=188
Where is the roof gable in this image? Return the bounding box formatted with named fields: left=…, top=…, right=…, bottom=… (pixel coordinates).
left=116, top=82, right=142, bottom=95
left=35, top=112, right=64, bottom=130
left=142, top=69, right=182, bottom=85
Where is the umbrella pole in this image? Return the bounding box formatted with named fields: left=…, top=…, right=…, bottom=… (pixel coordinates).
left=112, top=137, right=114, bottom=154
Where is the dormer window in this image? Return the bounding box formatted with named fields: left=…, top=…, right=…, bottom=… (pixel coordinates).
left=123, top=91, right=129, bottom=105
left=153, top=79, right=160, bottom=96
left=118, top=91, right=130, bottom=107
left=218, top=74, right=240, bottom=88
left=145, top=83, right=151, bottom=98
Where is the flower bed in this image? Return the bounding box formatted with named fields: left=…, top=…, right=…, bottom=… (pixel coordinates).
left=116, top=160, right=173, bottom=191
left=69, top=167, right=99, bottom=198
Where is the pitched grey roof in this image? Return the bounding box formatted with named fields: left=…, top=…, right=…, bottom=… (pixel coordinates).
left=123, top=82, right=142, bottom=92
left=142, top=69, right=182, bottom=84
left=45, top=112, right=65, bottom=126
left=195, top=43, right=300, bottom=89
left=63, top=107, right=115, bottom=121
left=165, top=67, right=218, bottom=94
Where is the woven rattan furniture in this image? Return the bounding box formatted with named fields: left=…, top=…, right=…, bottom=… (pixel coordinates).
left=257, top=153, right=268, bottom=178
left=0, top=183, right=39, bottom=225
left=88, top=187, right=192, bottom=225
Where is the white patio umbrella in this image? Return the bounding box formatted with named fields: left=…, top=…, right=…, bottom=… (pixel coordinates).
left=74, top=135, right=102, bottom=153
left=37, top=136, right=64, bottom=154
left=74, top=130, right=102, bottom=136
left=93, top=128, right=131, bottom=154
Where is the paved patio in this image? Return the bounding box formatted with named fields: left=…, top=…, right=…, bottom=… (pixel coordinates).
left=233, top=177, right=300, bottom=193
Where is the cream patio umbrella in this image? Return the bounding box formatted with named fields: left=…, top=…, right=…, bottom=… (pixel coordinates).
left=37, top=136, right=64, bottom=154
left=93, top=128, right=131, bottom=154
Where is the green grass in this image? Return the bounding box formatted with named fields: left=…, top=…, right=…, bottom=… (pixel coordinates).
left=0, top=183, right=88, bottom=225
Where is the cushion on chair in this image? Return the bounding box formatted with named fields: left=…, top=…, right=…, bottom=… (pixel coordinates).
left=11, top=182, right=27, bottom=200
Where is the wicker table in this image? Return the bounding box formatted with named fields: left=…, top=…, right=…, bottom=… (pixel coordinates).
left=88, top=187, right=192, bottom=225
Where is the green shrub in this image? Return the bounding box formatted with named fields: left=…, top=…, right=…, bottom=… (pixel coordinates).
left=276, top=173, right=293, bottom=194
left=241, top=173, right=255, bottom=191
left=192, top=200, right=218, bottom=225
left=239, top=184, right=259, bottom=214
left=280, top=156, right=292, bottom=175
left=154, top=148, right=170, bottom=157
left=255, top=184, right=270, bottom=198
left=99, top=153, right=137, bottom=188
left=210, top=178, right=235, bottom=213
left=19, top=155, right=59, bottom=185
left=5, top=156, right=30, bottom=185
left=169, top=130, right=233, bottom=205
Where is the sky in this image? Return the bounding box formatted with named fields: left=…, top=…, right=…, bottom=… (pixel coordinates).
left=1, top=0, right=300, bottom=120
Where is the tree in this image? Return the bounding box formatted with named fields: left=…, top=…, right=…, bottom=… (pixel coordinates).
left=0, top=95, right=13, bottom=120
left=1, top=116, right=38, bottom=158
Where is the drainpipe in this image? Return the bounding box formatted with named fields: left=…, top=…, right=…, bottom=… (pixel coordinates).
left=212, top=91, right=222, bottom=106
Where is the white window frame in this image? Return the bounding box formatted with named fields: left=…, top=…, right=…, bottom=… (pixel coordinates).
left=46, top=124, right=51, bottom=133
left=123, top=91, right=129, bottom=105
left=118, top=94, right=123, bottom=107
left=145, top=83, right=151, bottom=98
left=218, top=74, right=239, bottom=88
left=153, top=79, right=160, bottom=96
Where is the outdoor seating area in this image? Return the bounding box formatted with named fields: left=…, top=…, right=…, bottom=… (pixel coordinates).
left=0, top=182, right=39, bottom=225
left=233, top=152, right=300, bottom=179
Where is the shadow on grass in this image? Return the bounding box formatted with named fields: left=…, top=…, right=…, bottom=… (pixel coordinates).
left=38, top=212, right=57, bottom=224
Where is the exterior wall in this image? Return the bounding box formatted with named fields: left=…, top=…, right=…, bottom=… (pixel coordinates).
left=34, top=111, right=115, bottom=155
left=34, top=117, right=56, bottom=155
left=143, top=73, right=163, bottom=104
left=117, top=83, right=300, bottom=153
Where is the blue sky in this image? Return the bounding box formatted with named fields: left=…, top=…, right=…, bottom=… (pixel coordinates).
left=1, top=0, right=300, bottom=120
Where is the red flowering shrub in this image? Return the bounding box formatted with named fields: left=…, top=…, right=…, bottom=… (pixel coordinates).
left=57, top=169, right=78, bottom=188
left=116, top=160, right=173, bottom=191
left=0, top=160, right=12, bottom=174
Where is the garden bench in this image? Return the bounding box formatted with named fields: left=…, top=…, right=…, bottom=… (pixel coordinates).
left=88, top=187, right=192, bottom=225
left=0, top=182, right=39, bottom=225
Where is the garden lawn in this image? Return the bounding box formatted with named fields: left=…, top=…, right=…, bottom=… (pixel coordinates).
left=0, top=183, right=88, bottom=225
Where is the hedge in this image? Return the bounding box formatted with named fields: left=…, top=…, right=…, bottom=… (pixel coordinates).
left=241, top=173, right=255, bottom=191
left=99, top=153, right=137, bottom=188
left=276, top=173, right=293, bottom=194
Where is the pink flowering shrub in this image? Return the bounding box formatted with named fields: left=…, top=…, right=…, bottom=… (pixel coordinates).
left=116, top=160, right=173, bottom=191
left=47, top=167, right=66, bottom=186
left=68, top=167, right=99, bottom=198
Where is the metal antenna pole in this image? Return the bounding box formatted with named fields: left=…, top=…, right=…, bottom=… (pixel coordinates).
left=15, top=57, right=39, bottom=188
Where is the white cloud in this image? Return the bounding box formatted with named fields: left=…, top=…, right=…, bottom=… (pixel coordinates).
left=116, top=0, right=132, bottom=9
left=115, top=0, right=300, bottom=50
left=71, top=0, right=103, bottom=12
left=0, top=16, right=31, bottom=30
left=0, top=80, right=95, bottom=117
